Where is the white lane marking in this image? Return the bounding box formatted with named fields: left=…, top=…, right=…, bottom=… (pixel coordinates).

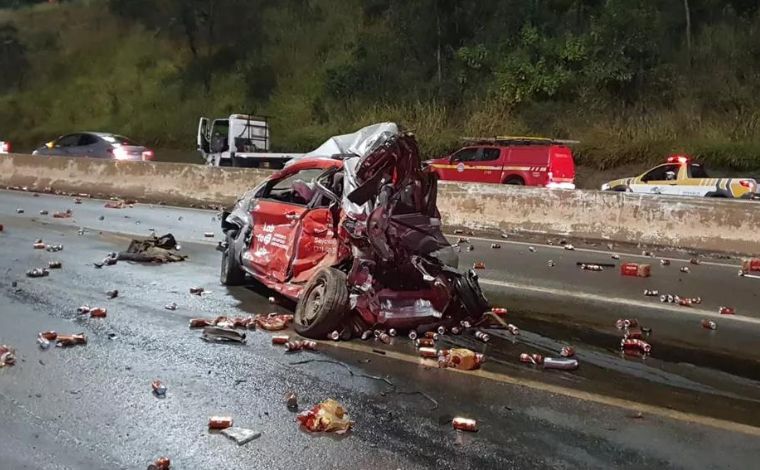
left=478, top=278, right=760, bottom=326
left=447, top=233, right=739, bottom=269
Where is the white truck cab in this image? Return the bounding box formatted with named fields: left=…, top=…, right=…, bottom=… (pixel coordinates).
left=197, top=114, right=303, bottom=168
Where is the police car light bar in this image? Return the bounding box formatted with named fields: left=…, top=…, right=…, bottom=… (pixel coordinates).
left=667, top=155, right=691, bottom=164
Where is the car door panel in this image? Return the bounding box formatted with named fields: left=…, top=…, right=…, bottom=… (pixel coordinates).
left=246, top=200, right=307, bottom=283
left=290, top=208, right=339, bottom=283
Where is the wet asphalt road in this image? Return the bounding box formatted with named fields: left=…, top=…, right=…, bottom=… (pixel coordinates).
left=1, top=190, right=760, bottom=469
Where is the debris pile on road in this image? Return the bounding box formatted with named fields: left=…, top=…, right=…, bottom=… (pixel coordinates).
left=0, top=345, right=16, bottom=367
left=297, top=399, right=353, bottom=434
left=438, top=348, right=485, bottom=371
left=117, top=233, right=186, bottom=263
left=253, top=313, right=294, bottom=331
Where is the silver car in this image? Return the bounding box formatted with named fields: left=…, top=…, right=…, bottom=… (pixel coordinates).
left=33, top=132, right=154, bottom=161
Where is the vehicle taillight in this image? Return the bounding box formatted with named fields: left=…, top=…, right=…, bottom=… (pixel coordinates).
left=667, top=155, right=690, bottom=164
left=142, top=149, right=155, bottom=161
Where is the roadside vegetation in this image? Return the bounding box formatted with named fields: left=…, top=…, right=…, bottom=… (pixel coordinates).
left=1, top=0, right=760, bottom=175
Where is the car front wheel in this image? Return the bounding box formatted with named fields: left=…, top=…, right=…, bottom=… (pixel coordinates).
left=220, top=231, right=246, bottom=286
left=294, top=268, right=349, bottom=339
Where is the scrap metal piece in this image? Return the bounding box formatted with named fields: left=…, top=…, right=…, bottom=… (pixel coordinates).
left=201, top=326, right=246, bottom=343
left=221, top=427, right=261, bottom=445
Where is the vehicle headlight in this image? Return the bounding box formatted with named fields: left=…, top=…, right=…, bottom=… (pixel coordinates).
left=601, top=183, right=610, bottom=191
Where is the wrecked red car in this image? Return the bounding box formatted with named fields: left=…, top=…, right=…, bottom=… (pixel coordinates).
left=220, top=123, right=489, bottom=339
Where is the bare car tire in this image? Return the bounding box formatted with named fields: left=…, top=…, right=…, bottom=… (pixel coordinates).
left=220, top=231, right=246, bottom=286
left=294, top=268, right=349, bottom=339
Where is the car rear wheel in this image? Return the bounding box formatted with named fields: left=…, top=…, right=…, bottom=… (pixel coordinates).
left=294, top=268, right=349, bottom=339
left=220, top=231, right=246, bottom=286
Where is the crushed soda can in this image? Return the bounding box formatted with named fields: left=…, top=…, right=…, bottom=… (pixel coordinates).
left=26, top=268, right=49, bottom=278
left=388, top=328, right=397, bottom=337
left=701, top=319, right=717, bottom=330
left=547, top=260, right=556, bottom=267
left=164, top=302, right=178, bottom=311
left=624, top=327, right=643, bottom=340
left=106, top=289, right=119, bottom=299
left=472, top=261, right=486, bottom=270
left=0, top=345, right=17, bottom=367
left=436, top=326, right=447, bottom=335
left=660, top=259, right=671, bottom=266
left=506, top=324, right=519, bottom=336
left=418, top=347, right=439, bottom=359
left=77, top=305, right=91, bottom=315
left=152, top=380, right=167, bottom=397
left=37, top=331, right=58, bottom=349
left=361, top=330, right=373, bottom=340
left=89, top=307, right=107, bottom=318
left=580, top=264, right=603, bottom=271
left=452, top=417, right=478, bottom=432
left=560, top=346, right=575, bottom=357
left=272, top=335, right=290, bottom=345
left=544, top=357, right=579, bottom=370
left=189, top=286, right=205, bottom=295
left=329, top=330, right=341, bottom=341
left=147, top=457, right=171, bottom=470
left=643, top=289, right=659, bottom=296
left=407, top=330, right=417, bottom=340
left=201, top=326, right=246, bottom=343
left=416, top=338, right=435, bottom=348
left=474, top=331, right=490, bottom=343
left=285, top=391, right=298, bottom=410
left=719, top=306, right=735, bottom=315
left=301, top=340, right=317, bottom=351
left=378, top=332, right=391, bottom=344
left=297, top=399, right=353, bottom=434
left=680, top=266, right=690, bottom=273
left=690, top=257, right=701, bottom=265
left=203, top=232, right=214, bottom=238
left=519, top=353, right=544, bottom=365
left=16, top=208, right=24, bottom=214
left=56, top=334, right=87, bottom=347
left=491, top=307, right=508, bottom=316
left=621, top=338, right=651, bottom=354
left=740, top=258, right=760, bottom=274
left=611, top=254, right=620, bottom=260
left=47, top=260, right=62, bottom=269
left=208, top=416, right=234, bottom=430
left=564, top=244, right=575, bottom=251
left=460, top=320, right=472, bottom=328
left=615, top=318, right=639, bottom=329
left=491, top=243, right=501, bottom=249
left=33, top=242, right=46, bottom=249
left=621, top=263, right=651, bottom=277
left=528, top=246, right=536, bottom=253
left=285, top=341, right=304, bottom=352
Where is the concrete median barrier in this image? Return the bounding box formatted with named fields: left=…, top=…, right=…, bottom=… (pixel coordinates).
left=2, top=153, right=758, bottom=254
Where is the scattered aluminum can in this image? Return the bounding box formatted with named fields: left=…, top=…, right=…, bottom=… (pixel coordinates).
left=56, top=334, right=87, bottom=347
left=719, top=306, right=735, bottom=315
left=615, top=318, right=639, bottom=329
left=660, top=259, right=670, bottom=266
left=544, top=357, right=579, bottom=370
left=621, top=338, right=651, bottom=354
left=378, top=333, right=391, bottom=344
left=329, top=330, right=341, bottom=341
left=77, top=305, right=91, bottom=314
left=26, top=268, right=49, bottom=278
left=691, top=297, right=702, bottom=305
left=39, top=209, right=49, bottom=215
left=740, top=258, right=760, bottom=274
left=0, top=345, right=16, bottom=366
left=106, top=289, right=119, bottom=299
left=424, top=331, right=438, bottom=340
left=466, top=245, right=474, bottom=252
left=690, top=258, right=701, bottom=265
left=189, top=287, right=205, bottom=295
left=204, top=232, right=214, bottom=238
left=701, top=319, right=717, bottom=330
left=416, top=338, right=435, bottom=348
left=285, top=392, right=298, bottom=410
left=374, top=329, right=382, bottom=338
left=528, top=246, right=536, bottom=253
left=564, top=244, right=575, bottom=251
left=460, top=320, right=472, bottom=328
left=285, top=341, right=304, bottom=352
left=519, top=353, right=544, bottom=365
left=547, top=260, right=555, bottom=267
left=491, top=243, right=501, bottom=249
left=560, top=346, right=575, bottom=357
left=580, top=264, right=603, bottom=271
left=152, top=380, right=167, bottom=397
left=642, top=251, right=653, bottom=257
left=450, top=326, right=462, bottom=335
left=301, top=340, right=317, bottom=351
left=89, top=307, right=107, bottom=318
left=680, top=266, right=690, bottom=273
left=407, top=330, right=417, bottom=340
left=16, top=208, right=24, bottom=214
left=74, top=198, right=82, bottom=204
left=491, top=307, right=508, bottom=316
left=452, top=417, right=478, bottom=432
left=189, top=318, right=213, bottom=328
left=271, top=335, right=290, bottom=345
left=148, top=457, right=171, bottom=470
left=621, top=263, right=651, bottom=277
left=643, top=289, right=659, bottom=296
left=268, top=296, right=276, bottom=304
left=436, top=326, right=446, bottom=335
left=33, top=242, right=46, bottom=249
left=611, top=254, right=620, bottom=260
left=164, top=302, right=178, bottom=311
left=472, top=261, right=485, bottom=269
left=506, top=324, right=519, bottom=336
left=208, top=416, right=234, bottom=430
left=624, top=327, right=643, bottom=340
left=361, top=330, right=373, bottom=340
left=474, top=331, right=490, bottom=343
left=39, top=331, right=58, bottom=341
left=388, top=328, right=397, bottom=337
left=418, top=347, right=438, bottom=358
